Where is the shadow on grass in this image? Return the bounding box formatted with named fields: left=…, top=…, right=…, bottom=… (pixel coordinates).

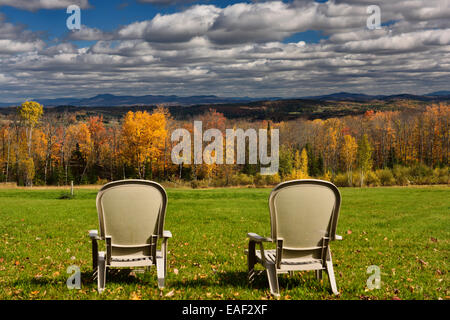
left=9, top=268, right=331, bottom=297
left=10, top=269, right=144, bottom=289
left=168, top=271, right=250, bottom=289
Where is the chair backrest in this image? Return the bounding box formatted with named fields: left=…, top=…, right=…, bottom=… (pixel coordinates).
left=269, top=179, right=341, bottom=260
left=96, top=180, right=168, bottom=257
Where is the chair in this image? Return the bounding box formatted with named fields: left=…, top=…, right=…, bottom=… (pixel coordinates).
left=246, top=179, right=341, bottom=297
left=89, top=180, right=172, bottom=293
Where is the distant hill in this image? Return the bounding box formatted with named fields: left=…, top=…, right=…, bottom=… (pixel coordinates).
left=428, top=91, right=450, bottom=97
left=302, top=91, right=450, bottom=102
left=0, top=91, right=448, bottom=108
left=0, top=92, right=448, bottom=122
left=0, top=94, right=275, bottom=108
left=302, top=92, right=383, bottom=101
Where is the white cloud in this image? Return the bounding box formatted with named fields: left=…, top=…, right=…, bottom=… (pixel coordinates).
left=0, top=0, right=91, bottom=11
left=66, top=26, right=114, bottom=41
left=0, top=39, right=45, bottom=53
left=0, top=0, right=449, bottom=101
left=118, top=5, right=221, bottom=43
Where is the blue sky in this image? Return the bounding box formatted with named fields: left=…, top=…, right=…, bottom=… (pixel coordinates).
left=0, top=0, right=449, bottom=101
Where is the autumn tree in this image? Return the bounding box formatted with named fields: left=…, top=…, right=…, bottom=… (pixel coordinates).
left=121, top=110, right=167, bottom=179
left=41, top=114, right=59, bottom=185
left=357, top=134, right=373, bottom=187
left=16, top=101, right=44, bottom=186
left=64, top=123, right=91, bottom=184
left=291, top=148, right=308, bottom=179
left=87, top=115, right=107, bottom=181
left=341, top=134, right=358, bottom=185
left=17, top=101, right=43, bottom=157
left=0, top=124, right=12, bottom=182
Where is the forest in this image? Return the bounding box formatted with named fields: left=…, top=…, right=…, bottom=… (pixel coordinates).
left=0, top=101, right=449, bottom=188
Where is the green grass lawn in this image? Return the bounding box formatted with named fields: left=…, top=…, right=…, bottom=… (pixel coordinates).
left=0, top=186, right=448, bottom=300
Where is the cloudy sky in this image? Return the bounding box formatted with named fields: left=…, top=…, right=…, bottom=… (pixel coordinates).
left=0, top=0, right=449, bottom=102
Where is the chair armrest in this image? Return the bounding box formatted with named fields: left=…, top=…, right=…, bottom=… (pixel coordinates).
left=89, top=230, right=100, bottom=270
left=163, top=230, right=172, bottom=239
left=247, top=233, right=273, bottom=243
left=89, top=230, right=101, bottom=240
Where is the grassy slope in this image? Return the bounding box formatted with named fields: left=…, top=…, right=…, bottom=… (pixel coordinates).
left=0, top=187, right=448, bottom=300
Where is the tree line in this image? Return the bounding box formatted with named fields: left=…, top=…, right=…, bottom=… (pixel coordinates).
left=0, top=101, right=448, bottom=187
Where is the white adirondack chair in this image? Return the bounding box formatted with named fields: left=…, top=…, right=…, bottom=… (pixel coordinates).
left=89, top=180, right=172, bottom=293
left=246, top=179, right=342, bottom=297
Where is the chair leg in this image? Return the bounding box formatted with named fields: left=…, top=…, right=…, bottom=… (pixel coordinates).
left=91, top=239, right=98, bottom=280
left=266, top=263, right=280, bottom=298
left=247, top=241, right=257, bottom=283
left=163, top=240, right=168, bottom=281
left=92, top=239, right=98, bottom=271
left=315, top=270, right=323, bottom=281
left=97, top=252, right=106, bottom=293
left=156, top=256, right=165, bottom=289
left=157, top=239, right=168, bottom=289
left=325, top=251, right=339, bottom=295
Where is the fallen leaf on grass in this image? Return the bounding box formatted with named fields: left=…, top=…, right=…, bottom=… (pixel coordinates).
left=130, top=292, right=141, bottom=300
left=418, top=259, right=428, bottom=266
left=165, top=290, right=175, bottom=298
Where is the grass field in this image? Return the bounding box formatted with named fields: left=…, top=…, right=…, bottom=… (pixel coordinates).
left=0, top=186, right=448, bottom=300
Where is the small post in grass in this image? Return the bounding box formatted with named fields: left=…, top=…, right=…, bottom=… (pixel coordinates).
left=70, top=180, right=74, bottom=197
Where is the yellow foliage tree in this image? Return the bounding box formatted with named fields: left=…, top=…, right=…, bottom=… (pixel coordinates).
left=341, top=134, right=358, bottom=185
left=17, top=101, right=43, bottom=157
left=121, top=110, right=167, bottom=179
left=291, top=148, right=309, bottom=179
left=16, top=101, right=44, bottom=185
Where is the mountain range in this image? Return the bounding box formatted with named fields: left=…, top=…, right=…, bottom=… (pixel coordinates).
left=0, top=91, right=449, bottom=107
